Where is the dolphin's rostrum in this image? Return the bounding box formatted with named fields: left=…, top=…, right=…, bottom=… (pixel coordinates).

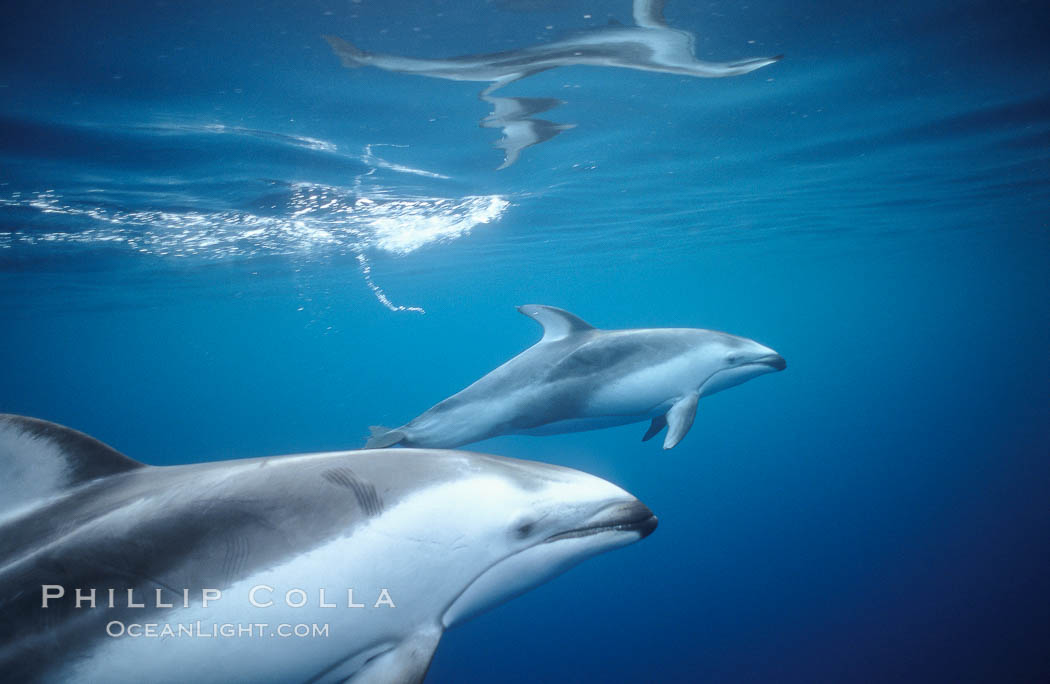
left=325, top=0, right=781, bottom=167
left=0, top=414, right=655, bottom=683
left=367, top=304, right=785, bottom=451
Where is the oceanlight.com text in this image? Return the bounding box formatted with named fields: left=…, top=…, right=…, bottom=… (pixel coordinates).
left=105, top=621, right=330, bottom=639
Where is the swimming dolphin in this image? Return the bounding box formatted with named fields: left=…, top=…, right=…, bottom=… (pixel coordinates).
left=0, top=414, right=656, bottom=683
left=366, top=305, right=786, bottom=451
left=325, top=0, right=781, bottom=167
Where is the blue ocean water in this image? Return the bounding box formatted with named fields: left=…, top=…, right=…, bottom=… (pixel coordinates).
left=2, top=0, right=1048, bottom=681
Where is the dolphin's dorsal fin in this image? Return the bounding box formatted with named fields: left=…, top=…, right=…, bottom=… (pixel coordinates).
left=633, top=0, right=669, bottom=28
left=517, top=304, right=596, bottom=342
left=0, top=414, right=144, bottom=518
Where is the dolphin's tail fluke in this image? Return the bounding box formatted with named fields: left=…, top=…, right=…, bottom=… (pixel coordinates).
left=323, top=35, right=371, bottom=68
left=365, top=425, right=406, bottom=449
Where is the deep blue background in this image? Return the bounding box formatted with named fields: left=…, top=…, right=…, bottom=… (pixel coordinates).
left=2, top=1, right=1048, bottom=682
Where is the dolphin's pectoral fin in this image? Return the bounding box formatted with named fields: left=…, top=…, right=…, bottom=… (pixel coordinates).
left=0, top=414, right=145, bottom=518
left=517, top=304, right=596, bottom=342
left=349, top=626, right=443, bottom=684
left=663, top=392, right=699, bottom=450
left=642, top=415, right=667, bottom=442
left=365, top=425, right=406, bottom=449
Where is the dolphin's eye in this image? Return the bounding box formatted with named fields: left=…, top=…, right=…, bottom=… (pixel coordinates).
left=726, top=354, right=739, bottom=364
left=515, top=522, right=535, bottom=538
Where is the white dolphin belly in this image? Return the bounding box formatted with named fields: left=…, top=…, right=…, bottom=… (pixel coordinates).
left=58, top=535, right=411, bottom=683
left=58, top=483, right=488, bottom=683
left=586, top=354, right=699, bottom=416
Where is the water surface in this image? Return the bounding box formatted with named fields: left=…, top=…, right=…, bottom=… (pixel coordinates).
left=2, top=1, right=1048, bottom=682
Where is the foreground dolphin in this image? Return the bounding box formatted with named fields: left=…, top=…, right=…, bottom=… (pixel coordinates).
left=367, top=305, right=786, bottom=451
left=0, top=414, right=656, bottom=683
left=325, top=0, right=781, bottom=167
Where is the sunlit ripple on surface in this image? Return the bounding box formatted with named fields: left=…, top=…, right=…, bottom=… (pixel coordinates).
left=0, top=115, right=511, bottom=312
left=0, top=183, right=510, bottom=313
left=129, top=122, right=340, bottom=153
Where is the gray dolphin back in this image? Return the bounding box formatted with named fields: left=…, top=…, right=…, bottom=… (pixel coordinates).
left=361, top=305, right=600, bottom=449
left=0, top=415, right=456, bottom=681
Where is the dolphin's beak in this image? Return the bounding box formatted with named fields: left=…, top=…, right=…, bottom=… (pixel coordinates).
left=545, top=500, right=658, bottom=543
left=759, top=353, right=787, bottom=371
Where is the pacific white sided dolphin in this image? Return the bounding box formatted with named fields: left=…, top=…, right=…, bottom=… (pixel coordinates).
left=367, top=305, right=786, bottom=451
left=0, top=414, right=656, bottom=683
left=325, top=0, right=781, bottom=167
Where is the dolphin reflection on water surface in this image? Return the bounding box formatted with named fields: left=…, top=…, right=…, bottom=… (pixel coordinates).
left=325, top=0, right=781, bottom=167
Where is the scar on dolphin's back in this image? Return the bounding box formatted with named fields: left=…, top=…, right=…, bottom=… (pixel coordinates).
left=323, top=467, right=384, bottom=517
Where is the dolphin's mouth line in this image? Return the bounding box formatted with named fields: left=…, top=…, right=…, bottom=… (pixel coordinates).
left=702, top=354, right=787, bottom=388
left=545, top=511, right=658, bottom=543
left=752, top=353, right=787, bottom=371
